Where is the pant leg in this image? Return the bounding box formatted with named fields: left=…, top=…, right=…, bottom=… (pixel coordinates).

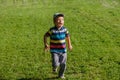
left=51, top=53, right=60, bottom=69
left=58, top=53, right=67, bottom=77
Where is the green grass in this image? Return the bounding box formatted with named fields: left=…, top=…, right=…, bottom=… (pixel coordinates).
left=0, top=0, right=120, bottom=80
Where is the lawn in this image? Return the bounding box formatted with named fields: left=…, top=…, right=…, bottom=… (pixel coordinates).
left=0, top=0, right=120, bottom=80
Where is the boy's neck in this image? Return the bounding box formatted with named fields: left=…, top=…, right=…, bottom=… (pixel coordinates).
left=55, top=26, right=63, bottom=30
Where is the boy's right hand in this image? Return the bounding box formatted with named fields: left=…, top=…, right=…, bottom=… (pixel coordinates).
left=44, top=44, right=50, bottom=52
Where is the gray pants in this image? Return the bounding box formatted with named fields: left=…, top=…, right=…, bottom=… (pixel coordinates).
left=51, top=53, right=67, bottom=77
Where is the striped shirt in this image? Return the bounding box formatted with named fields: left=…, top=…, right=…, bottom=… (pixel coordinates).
left=46, top=26, right=69, bottom=53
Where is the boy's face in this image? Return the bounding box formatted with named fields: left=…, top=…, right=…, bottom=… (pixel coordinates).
left=54, top=16, right=64, bottom=28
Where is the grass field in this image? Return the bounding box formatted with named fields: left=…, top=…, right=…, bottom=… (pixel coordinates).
left=0, top=0, right=120, bottom=80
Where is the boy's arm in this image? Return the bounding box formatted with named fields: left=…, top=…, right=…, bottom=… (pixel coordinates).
left=66, top=36, right=72, bottom=51
left=44, top=33, right=50, bottom=51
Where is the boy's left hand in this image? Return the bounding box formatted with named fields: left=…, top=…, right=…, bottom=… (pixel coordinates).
left=68, top=45, right=72, bottom=51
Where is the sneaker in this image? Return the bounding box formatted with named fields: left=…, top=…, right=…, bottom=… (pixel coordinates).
left=53, top=69, right=57, bottom=73
left=53, top=67, right=57, bottom=73
left=59, top=75, right=65, bottom=79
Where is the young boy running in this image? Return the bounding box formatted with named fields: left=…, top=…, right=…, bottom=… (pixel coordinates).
left=44, top=13, right=72, bottom=79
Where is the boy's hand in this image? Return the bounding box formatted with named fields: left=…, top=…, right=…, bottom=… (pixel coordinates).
left=68, top=45, right=72, bottom=51
left=44, top=44, right=50, bottom=52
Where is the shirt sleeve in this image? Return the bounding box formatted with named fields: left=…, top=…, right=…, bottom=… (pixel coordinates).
left=46, top=29, right=52, bottom=36
left=65, top=29, right=70, bottom=37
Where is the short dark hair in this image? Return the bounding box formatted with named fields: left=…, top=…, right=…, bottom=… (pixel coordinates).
left=53, top=13, right=64, bottom=21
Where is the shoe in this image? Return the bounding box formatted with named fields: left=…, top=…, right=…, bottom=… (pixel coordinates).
left=53, top=67, right=57, bottom=73
left=53, top=69, right=57, bottom=73
left=59, top=75, right=65, bottom=79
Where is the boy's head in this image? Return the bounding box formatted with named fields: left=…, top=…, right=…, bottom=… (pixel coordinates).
left=53, top=13, right=64, bottom=28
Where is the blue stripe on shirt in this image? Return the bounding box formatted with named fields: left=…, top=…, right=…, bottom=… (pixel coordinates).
left=50, top=48, right=66, bottom=53
left=50, top=34, right=66, bottom=40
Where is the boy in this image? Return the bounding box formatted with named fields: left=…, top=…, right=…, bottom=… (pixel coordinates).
left=44, top=13, right=72, bottom=79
